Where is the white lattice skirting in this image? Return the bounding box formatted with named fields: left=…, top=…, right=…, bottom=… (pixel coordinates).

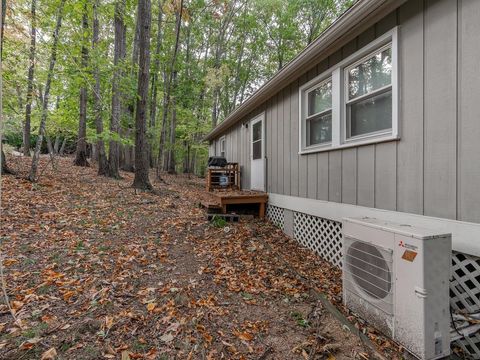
left=293, top=212, right=343, bottom=267
left=267, top=207, right=480, bottom=359
left=266, top=205, right=285, bottom=230
left=451, top=252, right=480, bottom=357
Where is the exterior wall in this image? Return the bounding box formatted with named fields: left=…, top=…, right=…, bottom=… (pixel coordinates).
left=213, top=0, right=480, bottom=225
left=210, top=2, right=480, bottom=356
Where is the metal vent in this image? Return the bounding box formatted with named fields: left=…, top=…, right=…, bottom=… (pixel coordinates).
left=346, top=241, right=392, bottom=300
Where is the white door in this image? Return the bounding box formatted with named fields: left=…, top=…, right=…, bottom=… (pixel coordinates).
left=250, top=114, right=265, bottom=191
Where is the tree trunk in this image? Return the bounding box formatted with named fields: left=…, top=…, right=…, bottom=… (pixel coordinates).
left=59, top=137, right=66, bottom=156
left=1, top=0, right=10, bottom=174
left=54, top=135, right=60, bottom=154
left=91, top=143, right=97, bottom=162
left=156, top=0, right=183, bottom=177
left=148, top=0, right=163, bottom=167
left=166, top=71, right=177, bottom=174
left=108, top=0, right=126, bottom=179
left=23, top=0, right=36, bottom=156
left=46, top=135, right=56, bottom=170
left=209, top=3, right=235, bottom=128
left=183, top=140, right=190, bottom=174
left=74, top=3, right=90, bottom=167
left=93, top=0, right=108, bottom=175
left=189, top=147, right=196, bottom=175
left=120, top=128, right=134, bottom=172
left=157, top=69, right=168, bottom=176
left=29, top=0, right=66, bottom=182
left=122, top=1, right=141, bottom=171
left=132, top=0, right=153, bottom=190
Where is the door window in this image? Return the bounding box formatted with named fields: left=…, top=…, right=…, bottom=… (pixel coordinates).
left=252, top=121, right=262, bottom=160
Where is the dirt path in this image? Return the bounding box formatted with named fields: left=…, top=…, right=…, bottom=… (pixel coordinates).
left=0, top=156, right=396, bottom=359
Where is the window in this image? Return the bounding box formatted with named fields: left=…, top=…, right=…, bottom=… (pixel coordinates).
left=220, top=136, right=226, bottom=158
left=306, top=78, right=332, bottom=146
left=252, top=121, right=262, bottom=160
left=299, top=28, right=398, bottom=154
left=345, top=45, right=392, bottom=139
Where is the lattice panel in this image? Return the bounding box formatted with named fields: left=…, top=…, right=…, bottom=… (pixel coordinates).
left=451, top=251, right=480, bottom=358
left=266, top=205, right=284, bottom=230
left=293, top=212, right=343, bottom=267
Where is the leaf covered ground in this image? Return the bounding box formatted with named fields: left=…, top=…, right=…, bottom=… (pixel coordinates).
left=0, top=156, right=401, bottom=359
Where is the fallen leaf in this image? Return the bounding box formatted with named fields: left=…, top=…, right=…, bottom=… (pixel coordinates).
left=20, top=337, right=41, bottom=350
left=4, top=258, right=18, bottom=266
left=105, top=316, right=114, bottom=330
left=41, top=347, right=57, bottom=360
left=234, top=331, right=253, bottom=341
left=11, top=301, right=24, bottom=311
left=160, top=333, right=175, bottom=343
left=62, top=291, right=75, bottom=302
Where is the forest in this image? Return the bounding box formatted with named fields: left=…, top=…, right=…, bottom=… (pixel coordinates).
left=2, top=0, right=352, bottom=186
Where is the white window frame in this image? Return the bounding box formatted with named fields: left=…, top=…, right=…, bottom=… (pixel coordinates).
left=219, top=136, right=226, bottom=158
left=299, top=27, right=399, bottom=154
left=303, top=77, right=333, bottom=149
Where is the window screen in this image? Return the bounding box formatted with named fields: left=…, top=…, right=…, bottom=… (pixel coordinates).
left=346, top=46, right=392, bottom=138
left=305, top=79, right=332, bottom=146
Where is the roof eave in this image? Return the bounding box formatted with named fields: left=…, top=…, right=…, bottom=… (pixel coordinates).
left=203, top=0, right=407, bottom=142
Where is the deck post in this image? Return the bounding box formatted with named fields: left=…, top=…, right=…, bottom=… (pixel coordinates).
left=259, top=202, right=265, bottom=219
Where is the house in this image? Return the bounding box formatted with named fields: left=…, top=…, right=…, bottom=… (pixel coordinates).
left=204, top=0, right=480, bottom=356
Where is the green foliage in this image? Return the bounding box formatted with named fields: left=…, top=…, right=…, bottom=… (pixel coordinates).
left=290, top=311, right=310, bottom=328
left=3, top=0, right=351, bottom=173
left=210, top=215, right=227, bottom=228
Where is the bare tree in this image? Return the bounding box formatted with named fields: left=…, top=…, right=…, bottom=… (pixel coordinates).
left=210, top=1, right=237, bottom=128
left=120, top=1, right=141, bottom=173
left=93, top=0, right=108, bottom=175
left=166, top=70, right=177, bottom=174
left=74, top=2, right=90, bottom=167
left=28, top=0, right=66, bottom=182
left=23, top=0, right=36, bottom=156
left=132, top=0, right=153, bottom=190
left=108, top=0, right=126, bottom=178
left=148, top=0, right=164, bottom=167
left=157, top=0, right=183, bottom=175
left=1, top=0, right=10, bottom=174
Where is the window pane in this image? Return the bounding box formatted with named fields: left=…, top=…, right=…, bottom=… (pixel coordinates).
left=252, top=121, right=262, bottom=142
left=307, top=111, right=332, bottom=146
left=308, top=80, right=332, bottom=116
left=347, top=90, right=392, bottom=138
left=253, top=141, right=262, bottom=160
left=348, top=47, right=392, bottom=100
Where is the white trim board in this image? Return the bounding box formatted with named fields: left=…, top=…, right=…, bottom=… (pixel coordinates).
left=269, top=193, right=480, bottom=257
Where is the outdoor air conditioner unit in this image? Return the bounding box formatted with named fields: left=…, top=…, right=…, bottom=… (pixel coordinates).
left=342, top=217, right=451, bottom=360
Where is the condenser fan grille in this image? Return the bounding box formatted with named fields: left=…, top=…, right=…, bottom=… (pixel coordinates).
left=346, top=240, right=392, bottom=300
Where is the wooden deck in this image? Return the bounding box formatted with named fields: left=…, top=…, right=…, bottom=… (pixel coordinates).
left=200, top=190, right=268, bottom=218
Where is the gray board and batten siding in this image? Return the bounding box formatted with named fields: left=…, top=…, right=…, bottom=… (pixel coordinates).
left=209, top=0, right=480, bottom=237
